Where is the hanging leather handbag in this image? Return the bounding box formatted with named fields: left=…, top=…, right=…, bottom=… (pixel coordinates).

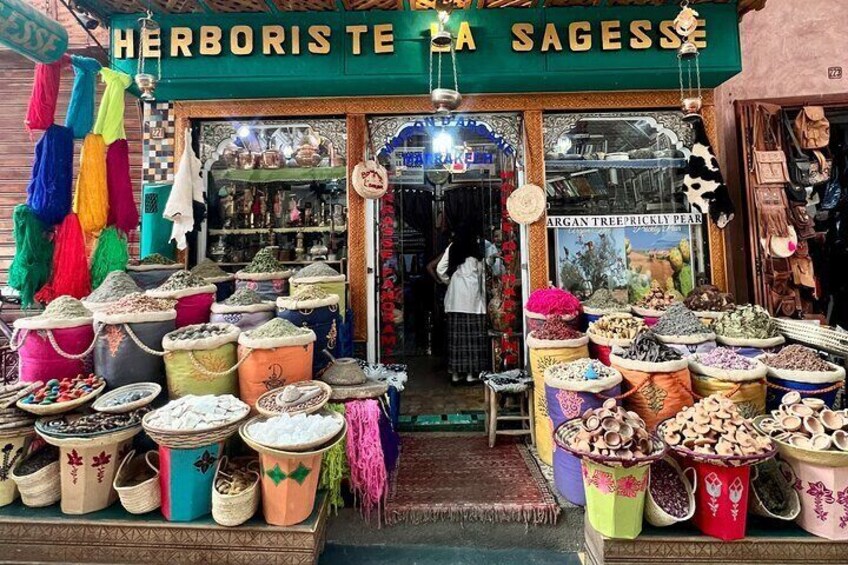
left=820, top=165, right=843, bottom=210
left=790, top=240, right=817, bottom=289
left=788, top=203, right=817, bottom=240
left=752, top=104, right=791, bottom=185
left=754, top=185, right=790, bottom=239
left=794, top=106, right=830, bottom=150
left=785, top=113, right=832, bottom=186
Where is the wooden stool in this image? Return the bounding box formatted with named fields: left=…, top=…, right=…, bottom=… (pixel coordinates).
left=483, top=379, right=535, bottom=448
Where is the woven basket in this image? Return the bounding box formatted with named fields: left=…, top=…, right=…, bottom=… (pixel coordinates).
left=775, top=318, right=848, bottom=357
left=10, top=448, right=60, bottom=508
left=142, top=406, right=250, bottom=450
left=16, top=382, right=106, bottom=416
left=113, top=450, right=161, bottom=515
left=93, top=383, right=161, bottom=414
left=241, top=411, right=346, bottom=453
left=255, top=380, right=331, bottom=418
left=748, top=460, right=801, bottom=521
left=753, top=415, right=848, bottom=467
left=644, top=456, right=696, bottom=527
left=212, top=456, right=260, bottom=527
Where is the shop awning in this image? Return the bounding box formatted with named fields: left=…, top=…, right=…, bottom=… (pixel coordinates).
left=75, top=0, right=766, bottom=19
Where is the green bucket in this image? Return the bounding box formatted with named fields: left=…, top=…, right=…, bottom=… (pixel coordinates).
left=582, top=459, right=650, bottom=540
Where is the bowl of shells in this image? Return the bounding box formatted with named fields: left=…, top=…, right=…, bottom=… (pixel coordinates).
left=753, top=391, right=848, bottom=467
left=255, top=381, right=332, bottom=418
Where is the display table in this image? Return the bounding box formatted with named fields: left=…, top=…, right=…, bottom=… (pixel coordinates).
left=0, top=493, right=328, bottom=565
left=584, top=516, right=848, bottom=565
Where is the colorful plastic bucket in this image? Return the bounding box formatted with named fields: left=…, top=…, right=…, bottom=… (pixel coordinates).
left=689, top=459, right=751, bottom=541
left=0, top=432, right=32, bottom=507
left=785, top=457, right=848, bottom=540
left=16, top=325, right=94, bottom=385
left=159, top=442, right=223, bottom=522
left=582, top=459, right=650, bottom=540
left=174, top=292, right=215, bottom=328
left=545, top=383, right=620, bottom=506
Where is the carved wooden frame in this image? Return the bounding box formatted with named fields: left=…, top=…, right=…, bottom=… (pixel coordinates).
left=174, top=90, right=725, bottom=340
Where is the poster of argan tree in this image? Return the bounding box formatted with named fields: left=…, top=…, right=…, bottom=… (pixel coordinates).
left=555, top=228, right=629, bottom=296
left=625, top=225, right=695, bottom=303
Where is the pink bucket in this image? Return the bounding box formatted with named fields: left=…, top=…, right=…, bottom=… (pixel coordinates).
left=16, top=325, right=94, bottom=385
left=174, top=292, right=215, bottom=328
left=786, top=458, right=848, bottom=540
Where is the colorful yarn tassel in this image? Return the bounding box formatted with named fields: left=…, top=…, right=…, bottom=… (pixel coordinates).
left=35, top=213, right=91, bottom=303
left=65, top=55, right=102, bottom=139
left=106, top=139, right=139, bottom=233
left=25, top=56, right=68, bottom=131
left=93, top=68, right=132, bottom=145
left=8, top=205, right=53, bottom=308
left=90, top=227, right=129, bottom=289
left=345, top=399, right=388, bottom=524
left=26, top=124, right=74, bottom=226
left=73, top=134, right=109, bottom=235
left=321, top=403, right=350, bottom=513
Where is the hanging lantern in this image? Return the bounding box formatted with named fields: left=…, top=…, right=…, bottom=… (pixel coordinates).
left=429, top=0, right=461, bottom=114
left=674, top=1, right=702, bottom=120
left=135, top=11, right=161, bottom=101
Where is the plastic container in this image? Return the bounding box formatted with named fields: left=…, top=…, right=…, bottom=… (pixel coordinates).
left=277, top=294, right=341, bottom=374
left=159, top=442, right=223, bottom=521
left=688, top=459, right=752, bottom=541
left=12, top=315, right=95, bottom=385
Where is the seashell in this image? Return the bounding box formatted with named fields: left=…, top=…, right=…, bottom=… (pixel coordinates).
left=810, top=434, right=833, bottom=451
left=820, top=410, right=844, bottom=432
left=803, top=415, right=825, bottom=436
left=604, top=431, right=622, bottom=448
left=832, top=430, right=848, bottom=452
left=782, top=391, right=802, bottom=406
left=602, top=398, right=617, bottom=411
left=601, top=418, right=621, bottom=433
left=583, top=415, right=601, bottom=432
left=790, top=404, right=814, bottom=417
left=780, top=415, right=802, bottom=432
left=802, top=398, right=826, bottom=412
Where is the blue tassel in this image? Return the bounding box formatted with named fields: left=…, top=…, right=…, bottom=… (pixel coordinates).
left=27, top=124, right=74, bottom=227
left=65, top=55, right=102, bottom=139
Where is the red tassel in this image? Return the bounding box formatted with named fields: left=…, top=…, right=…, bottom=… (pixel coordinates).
left=35, top=213, right=91, bottom=303
left=25, top=55, right=70, bottom=132
left=106, top=139, right=139, bottom=233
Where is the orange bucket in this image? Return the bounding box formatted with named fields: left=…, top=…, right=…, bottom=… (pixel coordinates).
left=237, top=329, right=316, bottom=410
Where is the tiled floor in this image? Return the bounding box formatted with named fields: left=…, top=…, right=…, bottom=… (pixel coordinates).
left=400, top=354, right=486, bottom=415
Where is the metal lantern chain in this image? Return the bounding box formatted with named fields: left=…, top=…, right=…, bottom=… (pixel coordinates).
left=135, top=10, right=161, bottom=101
left=429, top=5, right=462, bottom=114
left=674, top=0, right=703, bottom=120
left=428, top=37, right=459, bottom=94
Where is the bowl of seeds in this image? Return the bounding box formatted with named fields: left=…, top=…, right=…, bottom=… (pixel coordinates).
left=748, top=458, right=801, bottom=521
left=645, top=456, right=696, bottom=527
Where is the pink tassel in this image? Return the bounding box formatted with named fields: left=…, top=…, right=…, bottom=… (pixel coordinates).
left=345, top=400, right=388, bottom=524
left=26, top=55, right=69, bottom=132
left=106, top=140, right=140, bottom=233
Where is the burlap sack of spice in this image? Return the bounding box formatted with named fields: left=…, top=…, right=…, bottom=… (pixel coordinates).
left=609, top=354, right=694, bottom=430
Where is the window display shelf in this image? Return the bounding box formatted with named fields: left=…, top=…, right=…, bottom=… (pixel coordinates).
left=546, top=158, right=687, bottom=171
left=216, top=166, right=346, bottom=183
left=208, top=225, right=347, bottom=236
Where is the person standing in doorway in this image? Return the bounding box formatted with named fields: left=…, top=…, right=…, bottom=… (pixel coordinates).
left=436, top=230, right=491, bottom=384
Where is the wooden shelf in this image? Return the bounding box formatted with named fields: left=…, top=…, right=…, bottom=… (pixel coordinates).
left=546, top=158, right=687, bottom=171
left=215, top=166, right=346, bottom=183
left=207, top=225, right=347, bottom=236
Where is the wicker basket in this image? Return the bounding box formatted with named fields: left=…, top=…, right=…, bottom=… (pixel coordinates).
left=255, top=380, right=331, bottom=418
left=113, top=450, right=161, bottom=515
left=93, top=383, right=161, bottom=414
left=748, top=459, right=801, bottom=521
left=775, top=318, right=848, bottom=357
left=212, top=456, right=260, bottom=527
left=142, top=405, right=250, bottom=450
left=644, top=456, right=696, bottom=527
left=10, top=447, right=60, bottom=508
left=16, top=382, right=106, bottom=416
left=241, top=411, right=346, bottom=452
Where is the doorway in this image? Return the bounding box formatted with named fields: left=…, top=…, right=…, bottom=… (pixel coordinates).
left=369, top=114, right=524, bottom=417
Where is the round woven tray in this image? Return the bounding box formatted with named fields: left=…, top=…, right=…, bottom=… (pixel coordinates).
left=657, top=417, right=777, bottom=468
left=752, top=415, right=848, bottom=468
left=17, top=382, right=106, bottom=417
left=554, top=419, right=666, bottom=468
left=142, top=404, right=250, bottom=450
left=93, top=383, right=162, bottom=414
left=255, top=381, right=331, bottom=418
left=240, top=415, right=347, bottom=457
left=240, top=411, right=346, bottom=453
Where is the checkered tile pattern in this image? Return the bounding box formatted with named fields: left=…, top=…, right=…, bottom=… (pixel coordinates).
left=142, top=102, right=175, bottom=184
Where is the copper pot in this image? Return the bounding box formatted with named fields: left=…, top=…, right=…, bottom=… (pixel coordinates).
left=262, top=150, right=282, bottom=169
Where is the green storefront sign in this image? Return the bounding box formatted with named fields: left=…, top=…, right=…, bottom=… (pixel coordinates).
left=110, top=3, right=741, bottom=101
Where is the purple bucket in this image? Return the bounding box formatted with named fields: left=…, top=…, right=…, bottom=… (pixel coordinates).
left=546, top=382, right=621, bottom=506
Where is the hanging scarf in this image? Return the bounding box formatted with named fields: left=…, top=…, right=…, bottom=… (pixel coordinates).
left=25, top=55, right=69, bottom=132
left=345, top=399, right=388, bottom=524
left=34, top=213, right=91, bottom=303
left=8, top=205, right=53, bottom=308
left=93, top=68, right=132, bottom=145
left=73, top=134, right=109, bottom=235
left=65, top=55, right=102, bottom=139
left=26, top=124, right=74, bottom=226
left=164, top=128, right=204, bottom=250
left=106, top=139, right=139, bottom=233
left=90, top=227, right=129, bottom=289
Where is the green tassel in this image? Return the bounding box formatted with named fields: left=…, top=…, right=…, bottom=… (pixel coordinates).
left=9, top=205, right=53, bottom=308
left=321, top=403, right=349, bottom=513
left=90, top=226, right=128, bottom=289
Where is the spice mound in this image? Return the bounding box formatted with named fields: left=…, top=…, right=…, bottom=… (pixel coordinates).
left=136, top=253, right=178, bottom=266
left=15, top=446, right=59, bottom=476
left=155, top=270, right=211, bottom=292
left=241, top=247, right=286, bottom=274
left=683, top=284, right=735, bottom=313
left=583, top=288, right=629, bottom=311
left=145, top=395, right=248, bottom=431
left=661, top=394, right=772, bottom=458
left=545, top=359, right=620, bottom=384
left=39, top=409, right=147, bottom=436
left=649, top=459, right=690, bottom=518
left=525, top=287, right=582, bottom=317
left=694, top=347, right=758, bottom=371
left=87, top=271, right=141, bottom=303
left=41, top=296, right=92, bottom=320
left=291, top=262, right=342, bottom=280
left=215, top=459, right=258, bottom=495
left=752, top=460, right=791, bottom=515
left=758, top=391, right=848, bottom=452
left=532, top=316, right=583, bottom=341
left=652, top=304, right=710, bottom=336
left=290, top=285, right=331, bottom=301
left=222, top=288, right=265, bottom=307
left=635, top=282, right=679, bottom=312
left=103, top=292, right=176, bottom=315
left=617, top=332, right=682, bottom=363
left=246, top=318, right=313, bottom=340
left=191, top=259, right=231, bottom=280
left=589, top=313, right=646, bottom=341
left=167, top=323, right=234, bottom=341
left=246, top=412, right=344, bottom=449
left=20, top=374, right=104, bottom=406
left=714, top=305, right=778, bottom=340
left=567, top=398, right=654, bottom=460
left=762, top=344, right=833, bottom=373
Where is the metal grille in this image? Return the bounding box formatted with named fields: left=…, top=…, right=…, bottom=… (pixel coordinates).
left=144, top=192, right=159, bottom=214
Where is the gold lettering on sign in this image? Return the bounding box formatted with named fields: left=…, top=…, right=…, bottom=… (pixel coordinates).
left=569, top=22, right=591, bottom=52
left=231, top=25, right=253, bottom=56
left=141, top=28, right=160, bottom=58
left=373, top=23, right=394, bottom=54
left=113, top=28, right=134, bottom=59
left=347, top=25, right=367, bottom=56
left=629, top=20, right=652, bottom=50
left=659, top=21, right=681, bottom=49
left=263, top=25, right=285, bottom=55
left=511, top=23, right=534, bottom=52
left=170, top=27, right=192, bottom=57
left=691, top=20, right=707, bottom=49
left=601, top=20, right=621, bottom=51
left=200, top=26, right=222, bottom=56
left=540, top=23, right=562, bottom=53
left=309, top=25, right=331, bottom=54
left=291, top=26, right=301, bottom=55
left=455, top=22, right=476, bottom=51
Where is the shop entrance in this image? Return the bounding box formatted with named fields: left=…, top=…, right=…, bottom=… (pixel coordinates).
left=369, top=114, right=524, bottom=417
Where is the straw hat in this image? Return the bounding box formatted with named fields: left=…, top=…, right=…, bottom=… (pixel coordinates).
left=319, top=357, right=389, bottom=401
left=768, top=226, right=798, bottom=258
left=352, top=160, right=388, bottom=200
left=507, top=183, right=546, bottom=225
